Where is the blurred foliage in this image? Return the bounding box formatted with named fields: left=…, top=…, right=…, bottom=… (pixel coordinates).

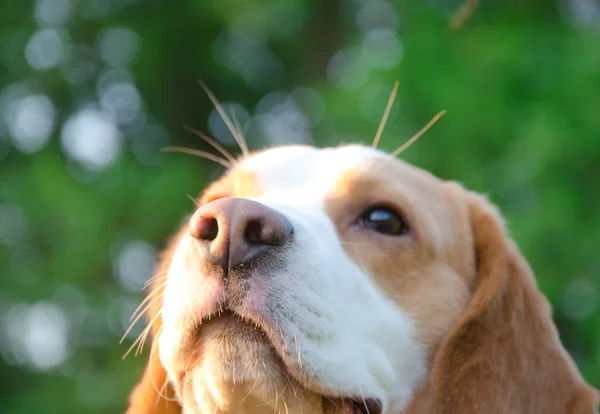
left=1, top=0, right=599, bottom=413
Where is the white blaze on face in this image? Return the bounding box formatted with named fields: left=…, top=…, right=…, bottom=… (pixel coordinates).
left=159, top=145, right=427, bottom=413
left=241, top=145, right=384, bottom=205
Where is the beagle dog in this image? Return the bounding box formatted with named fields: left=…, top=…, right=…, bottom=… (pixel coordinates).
left=125, top=144, right=599, bottom=414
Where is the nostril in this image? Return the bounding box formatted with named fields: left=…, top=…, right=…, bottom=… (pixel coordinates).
left=245, top=219, right=263, bottom=244
left=191, top=217, right=219, bottom=241
left=245, top=216, right=292, bottom=246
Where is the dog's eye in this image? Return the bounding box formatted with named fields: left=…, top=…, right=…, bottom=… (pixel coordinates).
left=358, top=207, right=409, bottom=236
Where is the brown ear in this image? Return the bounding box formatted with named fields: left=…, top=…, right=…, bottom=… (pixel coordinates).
left=125, top=346, right=181, bottom=414
left=429, top=193, right=599, bottom=414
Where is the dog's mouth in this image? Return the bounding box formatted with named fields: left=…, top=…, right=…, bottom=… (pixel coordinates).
left=197, top=309, right=383, bottom=414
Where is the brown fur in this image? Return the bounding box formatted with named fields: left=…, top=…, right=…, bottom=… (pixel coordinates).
left=423, top=192, right=599, bottom=414
left=125, top=151, right=598, bottom=413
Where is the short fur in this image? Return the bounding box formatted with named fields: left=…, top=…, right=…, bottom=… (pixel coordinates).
left=125, top=145, right=598, bottom=414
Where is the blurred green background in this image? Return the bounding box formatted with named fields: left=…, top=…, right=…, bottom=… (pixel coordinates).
left=1, top=0, right=599, bottom=412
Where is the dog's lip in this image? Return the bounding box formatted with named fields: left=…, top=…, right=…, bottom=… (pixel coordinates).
left=198, top=310, right=383, bottom=414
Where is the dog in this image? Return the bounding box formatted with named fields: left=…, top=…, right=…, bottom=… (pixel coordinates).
left=125, top=142, right=599, bottom=413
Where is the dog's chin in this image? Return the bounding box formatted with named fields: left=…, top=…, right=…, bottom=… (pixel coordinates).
left=177, top=314, right=380, bottom=414
left=177, top=313, right=319, bottom=414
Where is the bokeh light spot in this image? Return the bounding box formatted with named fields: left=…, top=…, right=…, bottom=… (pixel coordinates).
left=35, top=0, right=73, bottom=27
left=212, top=29, right=284, bottom=89
left=113, top=239, right=157, bottom=292
left=356, top=0, right=398, bottom=32
left=328, top=48, right=369, bottom=90
left=97, top=27, right=140, bottom=68
left=99, top=82, right=142, bottom=125
left=25, top=28, right=67, bottom=70
left=289, top=88, right=327, bottom=126
left=361, top=28, right=403, bottom=69
left=131, top=123, right=170, bottom=166
left=4, top=302, right=70, bottom=371
left=4, top=94, right=55, bottom=154
left=255, top=93, right=312, bottom=146
left=61, top=107, right=122, bottom=171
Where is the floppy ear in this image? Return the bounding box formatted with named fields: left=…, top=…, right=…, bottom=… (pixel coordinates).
left=428, top=192, right=599, bottom=414
left=125, top=228, right=188, bottom=414
left=125, top=345, right=181, bottom=414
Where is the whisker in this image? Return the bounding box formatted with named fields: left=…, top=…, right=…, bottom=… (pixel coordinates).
left=161, top=146, right=231, bottom=168
left=184, top=125, right=237, bottom=164
left=240, top=375, right=261, bottom=404
left=121, top=291, right=165, bottom=345
left=134, top=319, right=158, bottom=357
left=122, top=327, right=150, bottom=359
left=122, top=309, right=162, bottom=359
left=280, top=366, right=299, bottom=397
left=154, top=376, right=171, bottom=411
left=362, top=396, right=371, bottom=414
left=198, top=80, right=249, bottom=156
left=159, top=376, right=169, bottom=396
left=142, top=272, right=168, bottom=290
left=142, top=275, right=160, bottom=290
left=277, top=326, right=289, bottom=356
left=293, top=334, right=302, bottom=368
left=372, top=80, right=400, bottom=149
left=391, top=110, right=447, bottom=157
left=136, top=307, right=163, bottom=356
left=450, top=0, right=479, bottom=30
left=273, top=386, right=280, bottom=412
left=231, top=346, right=236, bottom=384
left=230, top=108, right=249, bottom=156
left=323, top=396, right=337, bottom=407
left=187, top=194, right=200, bottom=208
left=129, top=281, right=167, bottom=322
left=277, top=380, right=290, bottom=403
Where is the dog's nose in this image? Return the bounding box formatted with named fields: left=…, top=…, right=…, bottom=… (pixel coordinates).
left=189, top=197, right=293, bottom=273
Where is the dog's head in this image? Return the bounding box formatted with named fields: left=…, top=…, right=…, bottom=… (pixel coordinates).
left=126, top=145, right=598, bottom=414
